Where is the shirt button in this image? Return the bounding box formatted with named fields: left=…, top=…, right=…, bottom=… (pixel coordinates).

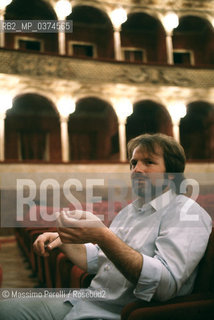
left=104, top=264, right=110, bottom=271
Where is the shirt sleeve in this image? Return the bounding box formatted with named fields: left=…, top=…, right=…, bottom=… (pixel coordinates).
left=134, top=197, right=212, bottom=302
left=85, top=243, right=100, bottom=274
left=134, top=255, right=176, bottom=302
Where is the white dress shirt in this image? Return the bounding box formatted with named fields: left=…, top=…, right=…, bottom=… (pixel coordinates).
left=64, top=190, right=212, bottom=320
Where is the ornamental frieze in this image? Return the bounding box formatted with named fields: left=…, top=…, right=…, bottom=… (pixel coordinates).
left=0, top=49, right=214, bottom=88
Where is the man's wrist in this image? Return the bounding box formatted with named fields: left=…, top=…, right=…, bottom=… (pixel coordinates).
left=94, top=226, right=111, bottom=246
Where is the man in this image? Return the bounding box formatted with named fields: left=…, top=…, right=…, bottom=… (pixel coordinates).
left=0, top=133, right=212, bottom=320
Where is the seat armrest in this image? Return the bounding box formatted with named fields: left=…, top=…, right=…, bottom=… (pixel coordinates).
left=123, top=298, right=214, bottom=320
left=121, top=293, right=214, bottom=320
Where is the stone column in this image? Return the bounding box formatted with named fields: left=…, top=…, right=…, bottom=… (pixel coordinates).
left=58, top=24, right=66, bottom=55
left=110, top=8, right=127, bottom=61
left=166, top=31, right=174, bottom=65
left=113, top=26, right=122, bottom=60
left=172, top=120, right=180, bottom=142
left=167, top=102, right=186, bottom=143
left=162, top=13, right=179, bottom=65
left=118, top=118, right=127, bottom=162
left=54, top=0, right=72, bottom=55
left=60, top=115, right=69, bottom=162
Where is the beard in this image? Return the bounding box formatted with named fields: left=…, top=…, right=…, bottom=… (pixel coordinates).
left=131, top=172, right=170, bottom=203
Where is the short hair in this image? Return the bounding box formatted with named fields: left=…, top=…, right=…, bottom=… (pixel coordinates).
left=127, top=133, right=186, bottom=193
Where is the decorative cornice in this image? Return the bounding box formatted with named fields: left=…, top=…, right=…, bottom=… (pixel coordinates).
left=69, top=0, right=214, bottom=11
left=0, top=49, right=214, bottom=88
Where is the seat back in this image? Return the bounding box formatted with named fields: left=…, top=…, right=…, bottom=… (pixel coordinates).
left=0, top=265, right=2, bottom=287
left=193, top=227, right=214, bottom=293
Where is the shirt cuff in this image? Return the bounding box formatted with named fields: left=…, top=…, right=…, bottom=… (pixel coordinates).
left=134, top=254, right=163, bottom=302
left=85, top=243, right=99, bottom=274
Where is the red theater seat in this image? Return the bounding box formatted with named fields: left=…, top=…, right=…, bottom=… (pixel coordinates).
left=0, top=265, right=2, bottom=287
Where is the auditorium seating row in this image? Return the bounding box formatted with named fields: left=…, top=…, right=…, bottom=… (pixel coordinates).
left=15, top=201, right=122, bottom=289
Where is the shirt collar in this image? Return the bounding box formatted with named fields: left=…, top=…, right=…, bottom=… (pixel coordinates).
left=149, top=189, right=176, bottom=211
left=133, top=189, right=176, bottom=212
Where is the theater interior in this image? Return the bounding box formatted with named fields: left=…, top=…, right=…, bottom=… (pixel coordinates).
left=0, top=0, right=213, bottom=318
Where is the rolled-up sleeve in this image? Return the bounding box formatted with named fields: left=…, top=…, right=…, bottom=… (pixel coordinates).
left=134, top=254, right=176, bottom=302
left=85, top=243, right=100, bottom=274
left=134, top=255, right=162, bottom=301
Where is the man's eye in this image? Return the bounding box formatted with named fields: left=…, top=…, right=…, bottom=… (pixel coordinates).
left=145, top=160, right=154, bottom=165
left=130, top=160, right=137, bottom=167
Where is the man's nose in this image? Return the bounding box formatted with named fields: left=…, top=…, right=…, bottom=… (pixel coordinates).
left=133, top=161, right=147, bottom=173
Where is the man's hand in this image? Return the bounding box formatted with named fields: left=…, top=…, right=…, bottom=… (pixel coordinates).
left=33, top=232, right=62, bottom=257
left=57, top=210, right=106, bottom=244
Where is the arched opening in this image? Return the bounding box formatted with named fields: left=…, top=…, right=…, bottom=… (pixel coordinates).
left=173, top=16, right=214, bottom=65
left=66, top=6, right=114, bottom=59
left=5, top=0, right=58, bottom=53
left=180, top=101, right=214, bottom=160
left=126, top=100, right=173, bottom=142
left=68, top=97, right=118, bottom=160
left=121, top=12, right=166, bottom=64
left=5, top=93, right=61, bottom=161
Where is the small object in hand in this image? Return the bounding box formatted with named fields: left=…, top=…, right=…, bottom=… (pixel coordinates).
left=44, top=236, right=59, bottom=251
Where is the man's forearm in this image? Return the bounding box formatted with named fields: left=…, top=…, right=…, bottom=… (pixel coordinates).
left=60, top=243, right=87, bottom=271
left=97, top=228, right=143, bottom=284
left=57, top=223, right=143, bottom=283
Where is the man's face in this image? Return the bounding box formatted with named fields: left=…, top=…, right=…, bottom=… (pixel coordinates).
left=130, top=145, right=168, bottom=201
